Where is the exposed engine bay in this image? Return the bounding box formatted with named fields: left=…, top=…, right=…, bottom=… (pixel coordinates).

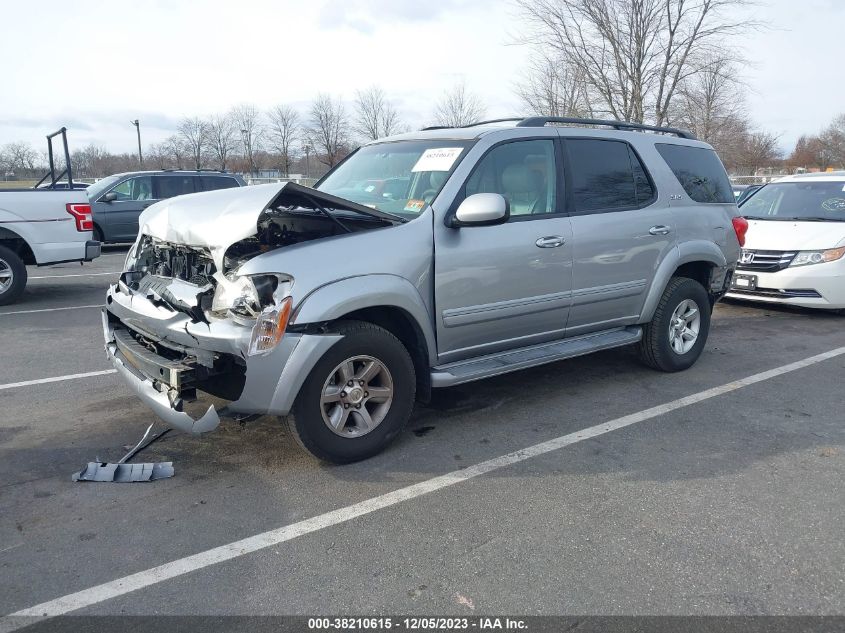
left=122, top=184, right=397, bottom=323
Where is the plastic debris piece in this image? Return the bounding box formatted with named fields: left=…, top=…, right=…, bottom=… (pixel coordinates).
left=72, top=461, right=174, bottom=482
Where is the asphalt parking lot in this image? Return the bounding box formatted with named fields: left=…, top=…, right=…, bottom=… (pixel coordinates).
left=0, top=249, right=843, bottom=621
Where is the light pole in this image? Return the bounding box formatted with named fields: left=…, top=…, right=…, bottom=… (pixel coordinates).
left=302, top=143, right=312, bottom=182
left=131, top=119, right=143, bottom=166
left=241, top=128, right=254, bottom=176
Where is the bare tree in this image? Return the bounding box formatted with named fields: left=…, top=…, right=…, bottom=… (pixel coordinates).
left=433, top=80, right=486, bottom=127
left=819, top=113, right=845, bottom=168
left=178, top=117, right=209, bottom=169
left=266, top=105, right=301, bottom=175
left=163, top=135, right=187, bottom=169
left=146, top=143, right=172, bottom=170
left=308, top=94, right=350, bottom=167
left=517, top=0, right=752, bottom=125
left=354, top=86, right=402, bottom=141
left=231, top=104, right=263, bottom=174
left=515, top=54, right=592, bottom=117
left=207, top=113, right=238, bottom=171
left=1, top=142, right=38, bottom=172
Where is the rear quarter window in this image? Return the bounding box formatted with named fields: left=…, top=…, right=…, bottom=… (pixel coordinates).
left=200, top=176, right=240, bottom=191
left=656, top=144, right=733, bottom=204
left=565, top=138, right=655, bottom=212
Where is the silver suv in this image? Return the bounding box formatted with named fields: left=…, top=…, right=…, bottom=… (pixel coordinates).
left=103, top=117, right=745, bottom=463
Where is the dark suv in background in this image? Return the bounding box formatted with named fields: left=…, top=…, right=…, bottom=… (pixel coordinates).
left=86, top=170, right=247, bottom=243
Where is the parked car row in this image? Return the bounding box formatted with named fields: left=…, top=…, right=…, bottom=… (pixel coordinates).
left=0, top=125, right=247, bottom=305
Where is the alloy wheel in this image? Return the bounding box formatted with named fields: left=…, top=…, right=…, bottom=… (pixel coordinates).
left=667, top=298, right=701, bottom=355
left=0, top=258, right=13, bottom=294
left=320, top=355, right=394, bottom=438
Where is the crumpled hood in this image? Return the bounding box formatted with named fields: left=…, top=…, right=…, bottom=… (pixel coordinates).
left=745, top=219, right=845, bottom=251
left=138, top=182, right=286, bottom=268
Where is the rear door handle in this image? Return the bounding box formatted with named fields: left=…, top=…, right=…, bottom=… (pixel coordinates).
left=535, top=236, right=565, bottom=248
left=648, top=225, right=672, bottom=236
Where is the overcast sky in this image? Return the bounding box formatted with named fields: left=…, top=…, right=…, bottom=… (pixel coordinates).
left=0, top=0, right=842, bottom=155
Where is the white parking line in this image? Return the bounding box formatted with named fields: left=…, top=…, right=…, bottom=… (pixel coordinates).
left=0, top=304, right=102, bottom=316
left=0, top=370, right=116, bottom=391
left=2, top=345, right=843, bottom=628
left=29, top=271, right=120, bottom=279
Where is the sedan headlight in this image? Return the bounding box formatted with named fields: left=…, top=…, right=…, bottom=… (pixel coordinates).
left=790, top=247, right=845, bottom=267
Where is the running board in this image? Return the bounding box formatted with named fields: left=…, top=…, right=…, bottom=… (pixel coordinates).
left=430, top=326, right=642, bottom=388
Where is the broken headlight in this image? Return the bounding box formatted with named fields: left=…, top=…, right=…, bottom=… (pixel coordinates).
left=211, top=273, right=289, bottom=318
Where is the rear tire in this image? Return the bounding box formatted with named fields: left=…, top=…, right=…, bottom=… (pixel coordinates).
left=287, top=320, right=416, bottom=464
left=639, top=276, right=711, bottom=372
left=0, top=245, right=27, bottom=306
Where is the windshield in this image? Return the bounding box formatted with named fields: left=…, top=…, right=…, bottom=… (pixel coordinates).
left=739, top=181, right=845, bottom=221
left=86, top=174, right=123, bottom=200
left=316, top=140, right=472, bottom=217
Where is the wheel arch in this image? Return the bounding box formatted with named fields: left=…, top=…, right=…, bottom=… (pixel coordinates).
left=0, top=226, right=36, bottom=265
left=291, top=275, right=437, bottom=402
left=639, top=242, right=728, bottom=323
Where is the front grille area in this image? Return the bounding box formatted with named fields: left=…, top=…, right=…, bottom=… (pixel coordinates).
left=737, top=249, right=796, bottom=272
left=730, top=287, right=822, bottom=299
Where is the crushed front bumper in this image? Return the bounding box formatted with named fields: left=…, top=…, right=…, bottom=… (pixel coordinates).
left=103, top=283, right=342, bottom=434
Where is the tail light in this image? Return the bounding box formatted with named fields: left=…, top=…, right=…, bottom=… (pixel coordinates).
left=66, top=203, right=94, bottom=232
left=731, top=216, right=748, bottom=247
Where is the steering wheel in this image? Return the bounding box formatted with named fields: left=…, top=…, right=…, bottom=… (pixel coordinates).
left=421, top=189, right=438, bottom=202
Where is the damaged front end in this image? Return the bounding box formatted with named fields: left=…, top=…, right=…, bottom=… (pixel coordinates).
left=103, top=183, right=377, bottom=434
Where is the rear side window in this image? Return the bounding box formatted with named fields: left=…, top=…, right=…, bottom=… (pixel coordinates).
left=565, top=139, right=655, bottom=212
left=199, top=176, right=239, bottom=192
left=109, top=176, right=153, bottom=201
left=154, top=175, right=195, bottom=199
left=656, top=144, right=733, bottom=203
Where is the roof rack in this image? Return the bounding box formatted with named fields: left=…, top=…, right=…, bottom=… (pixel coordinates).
left=516, top=116, right=696, bottom=139
left=160, top=168, right=228, bottom=173
left=421, top=116, right=696, bottom=139
left=421, top=118, right=526, bottom=132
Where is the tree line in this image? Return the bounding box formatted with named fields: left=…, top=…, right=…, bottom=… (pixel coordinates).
left=3, top=0, right=843, bottom=180
left=0, top=84, right=487, bottom=180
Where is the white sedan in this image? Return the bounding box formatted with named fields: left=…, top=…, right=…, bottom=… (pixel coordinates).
left=727, top=172, right=845, bottom=310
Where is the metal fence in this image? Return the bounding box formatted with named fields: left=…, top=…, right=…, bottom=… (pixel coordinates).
left=729, top=174, right=791, bottom=185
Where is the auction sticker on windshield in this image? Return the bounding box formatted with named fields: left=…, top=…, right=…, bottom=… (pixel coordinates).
left=411, top=147, right=463, bottom=172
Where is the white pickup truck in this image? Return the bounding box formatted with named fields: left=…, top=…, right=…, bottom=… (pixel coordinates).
left=0, top=128, right=101, bottom=305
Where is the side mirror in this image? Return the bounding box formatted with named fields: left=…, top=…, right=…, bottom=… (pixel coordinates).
left=101, top=191, right=117, bottom=203
left=449, top=193, right=510, bottom=227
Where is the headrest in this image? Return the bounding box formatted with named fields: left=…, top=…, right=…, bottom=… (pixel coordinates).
left=429, top=171, right=447, bottom=189
left=502, top=164, right=542, bottom=194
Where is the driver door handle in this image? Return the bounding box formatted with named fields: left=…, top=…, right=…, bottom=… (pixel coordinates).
left=535, top=236, right=565, bottom=248
left=648, top=225, right=672, bottom=236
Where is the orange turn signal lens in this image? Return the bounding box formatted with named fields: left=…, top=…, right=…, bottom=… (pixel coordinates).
left=248, top=296, right=292, bottom=356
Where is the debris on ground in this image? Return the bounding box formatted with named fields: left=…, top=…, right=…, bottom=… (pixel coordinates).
left=72, top=423, right=174, bottom=483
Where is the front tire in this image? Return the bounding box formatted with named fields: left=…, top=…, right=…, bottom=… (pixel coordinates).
left=0, top=245, right=27, bottom=306
left=288, top=320, right=416, bottom=464
left=639, top=277, right=711, bottom=372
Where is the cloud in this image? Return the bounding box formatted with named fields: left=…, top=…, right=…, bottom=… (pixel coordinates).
left=318, top=0, right=485, bottom=33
